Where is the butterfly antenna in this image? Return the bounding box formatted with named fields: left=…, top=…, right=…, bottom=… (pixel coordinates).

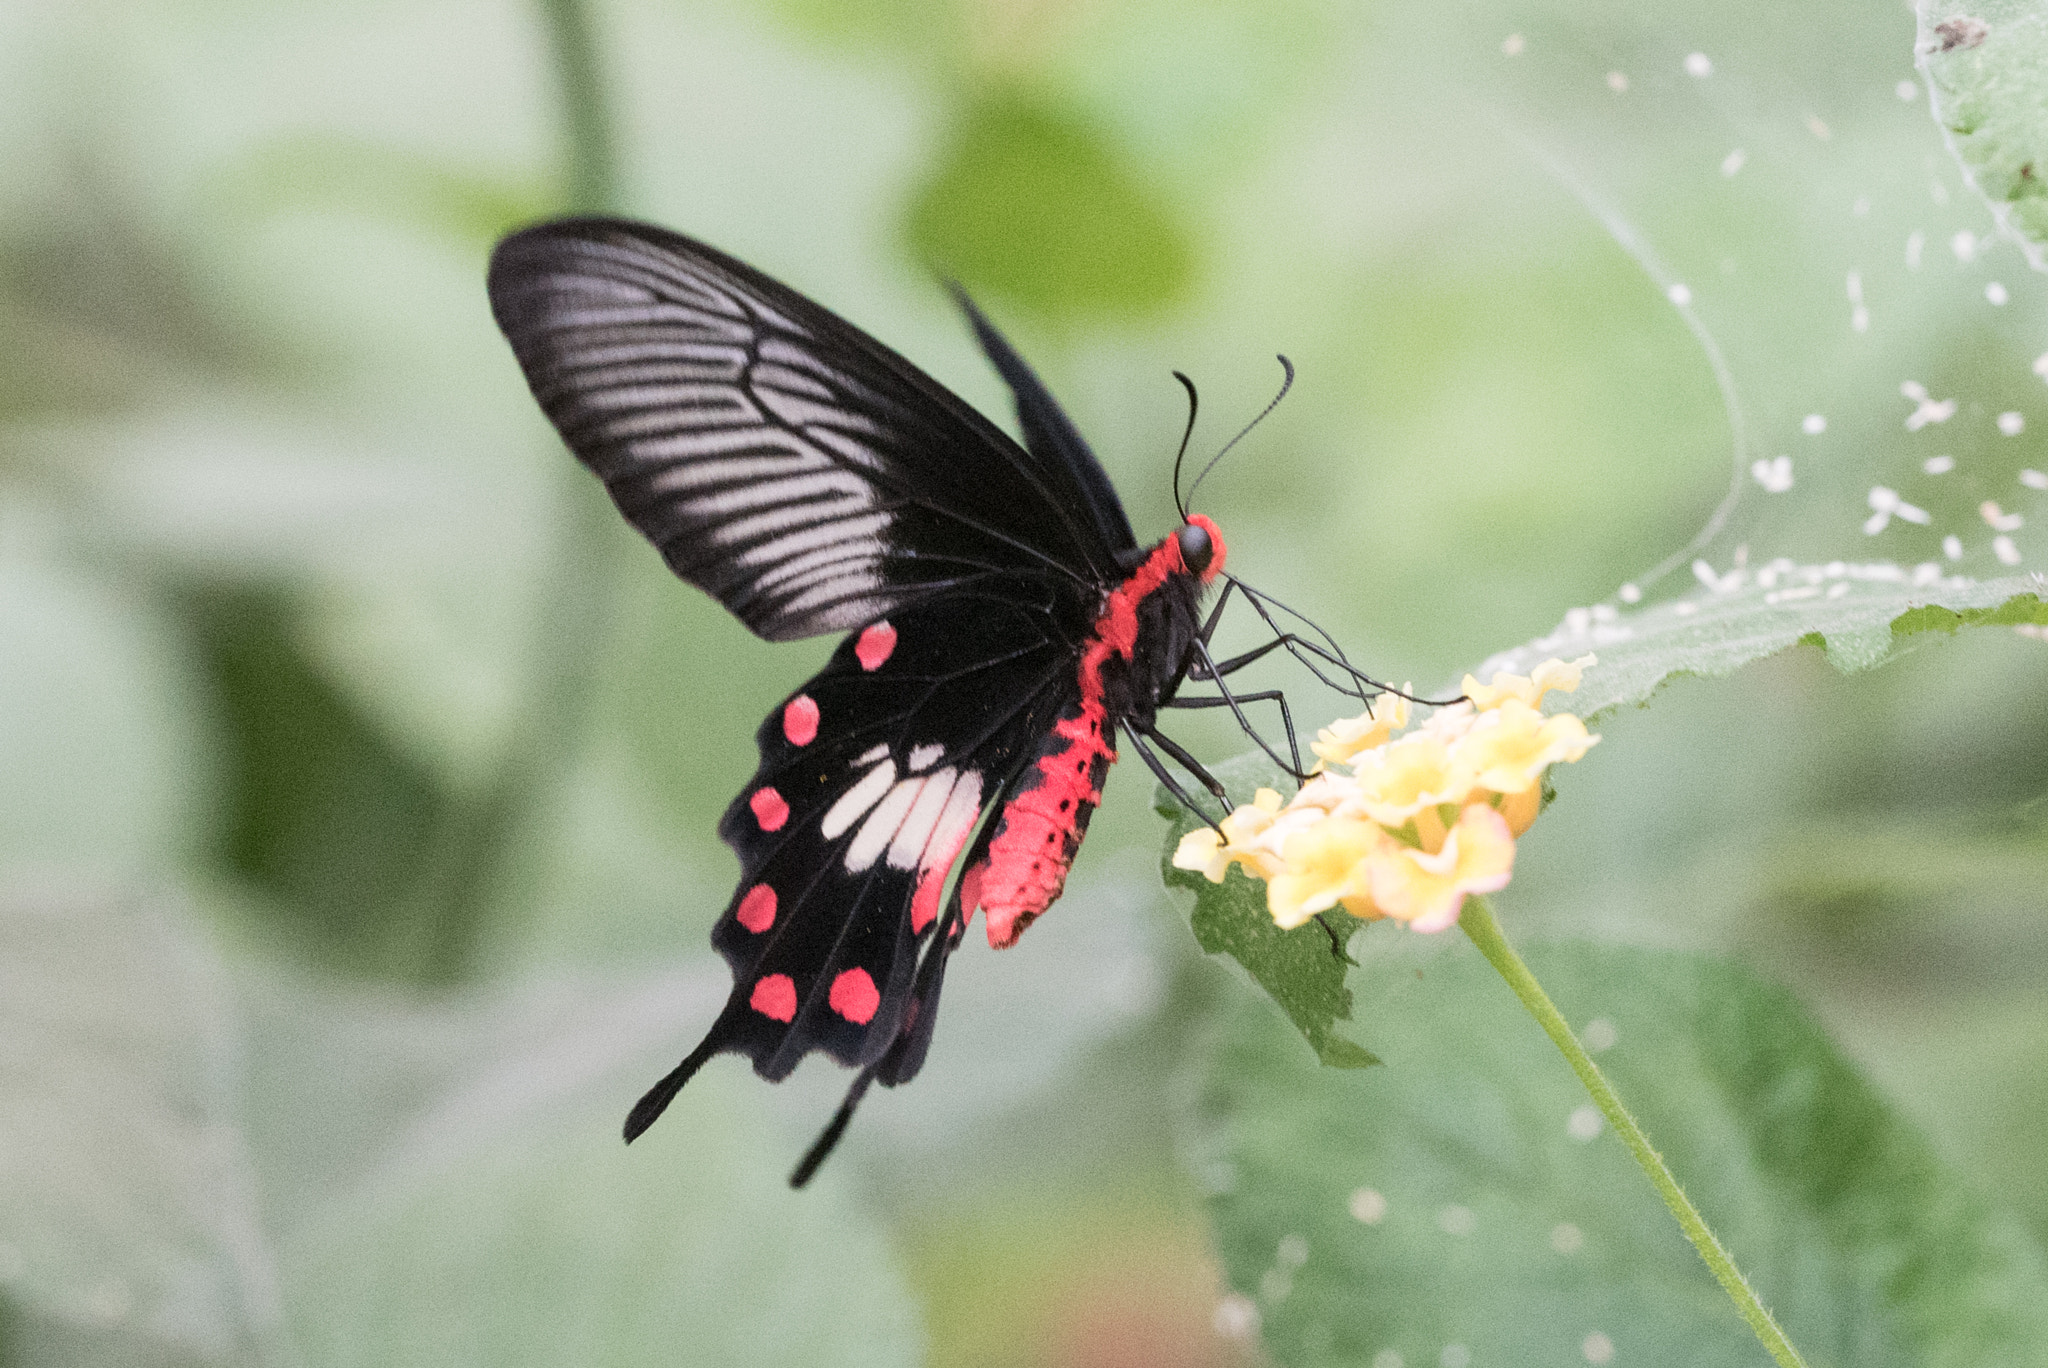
left=1170, top=371, right=1200, bottom=519
left=1185, top=356, right=1295, bottom=512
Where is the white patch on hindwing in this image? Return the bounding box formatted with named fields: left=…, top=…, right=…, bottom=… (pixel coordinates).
left=821, top=757, right=895, bottom=839
left=829, top=760, right=986, bottom=876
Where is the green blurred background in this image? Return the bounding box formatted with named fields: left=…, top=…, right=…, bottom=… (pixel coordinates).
left=2, top=0, right=2045, bottom=1364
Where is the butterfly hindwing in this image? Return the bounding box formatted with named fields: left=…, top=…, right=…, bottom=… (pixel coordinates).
left=488, top=219, right=1135, bottom=641
left=691, top=576, right=1085, bottom=1086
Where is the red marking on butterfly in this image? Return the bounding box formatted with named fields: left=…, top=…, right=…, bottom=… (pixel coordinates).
left=975, top=517, right=1225, bottom=948
left=828, top=967, right=881, bottom=1024
left=855, top=621, right=897, bottom=672
left=736, top=883, right=777, bottom=933
left=749, top=787, right=789, bottom=832
left=750, top=974, right=798, bottom=1022
left=783, top=695, right=820, bottom=746
left=489, top=217, right=1253, bottom=1188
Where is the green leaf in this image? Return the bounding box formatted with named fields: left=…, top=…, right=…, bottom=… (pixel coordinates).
left=904, top=91, right=1195, bottom=321
left=180, top=583, right=458, bottom=982
left=1156, top=755, right=1378, bottom=1071
left=1920, top=1, right=2048, bottom=256
left=1197, top=938, right=2048, bottom=1366
left=1469, top=578, right=2047, bottom=721
left=0, top=891, right=282, bottom=1363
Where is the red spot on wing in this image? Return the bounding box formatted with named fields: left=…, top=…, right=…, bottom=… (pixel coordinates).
left=856, top=620, right=897, bottom=671
left=735, top=883, right=777, bottom=933
left=782, top=695, right=819, bottom=746
left=749, top=787, right=789, bottom=831
left=828, top=967, right=880, bottom=1024
left=750, top=974, right=798, bottom=1022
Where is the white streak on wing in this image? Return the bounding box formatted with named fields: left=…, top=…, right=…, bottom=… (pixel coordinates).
left=924, top=771, right=984, bottom=873
left=886, top=768, right=958, bottom=870
left=697, top=479, right=874, bottom=544
left=907, top=743, right=945, bottom=772
left=736, top=512, right=893, bottom=569
left=808, top=425, right=890, bottom=474
left=745, top=298, right=810, bottom=334
left=642, top=453, right=831, bottom=501
left=749, top=361, right=835, bottom=399
left=579, top=381, right=755, bottom=417
left=631, top=425, right=818, bottom=466
left=846, top=774, right=926, bottom=873
left=743, top=537, right=879, bottom=594
left=770, top=569, right=888, bottom=618
left=563, top=340, right=743, bottom=374
left=755, top=385, right=885, bottom=435
left=853, top=743, right=889, bottom=765
left=821, top=758, right=896, bottom=840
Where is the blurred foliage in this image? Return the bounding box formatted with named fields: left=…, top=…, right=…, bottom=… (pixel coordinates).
left=2, top=0, right=2047, bottom=1365
left=1923, top=0, right=2048, bottom=254
left=1199, top=938, right=2048, bottom=1365
left=905, top=91, right=1195, bottom=320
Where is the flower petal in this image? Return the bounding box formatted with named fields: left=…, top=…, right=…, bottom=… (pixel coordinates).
left=1367, top=805, right=1515, bottom=932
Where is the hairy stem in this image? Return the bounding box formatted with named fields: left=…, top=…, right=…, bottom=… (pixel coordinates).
left=1457, top=896, right=1809, bottom=1368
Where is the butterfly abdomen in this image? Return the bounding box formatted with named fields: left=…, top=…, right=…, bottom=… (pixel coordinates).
left=973, top=666, right=1116, bottom=947
left=972, top=527, right=1215, bottom=947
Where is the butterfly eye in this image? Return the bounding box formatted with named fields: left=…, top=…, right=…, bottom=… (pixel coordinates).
left=1176, top=522, right=1213, bottom=575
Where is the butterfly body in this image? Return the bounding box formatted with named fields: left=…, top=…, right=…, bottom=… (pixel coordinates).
left=974, top=516, right=1223, bottom=948
left=487, top=217, right=1228, bottom=1174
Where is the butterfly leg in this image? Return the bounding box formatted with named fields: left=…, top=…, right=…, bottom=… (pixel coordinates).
left=1314, top=912, right=1358, bottom=963
left=1133, top=720, right=1227, bottom=798
left=1192, top=629, right=1381, bottom=703
left=1219, top=577, right=1465, bottom=707
left=1165, top=657, right=1308, bottom=780
left=1124, top=721, right=1226, bottom=831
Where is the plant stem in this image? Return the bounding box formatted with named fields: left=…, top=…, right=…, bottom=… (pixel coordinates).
left=1457, top=896, right=1809, bottom=1368
left=417, top=0, right=623, bottom=982
left=537, top=0, right=620, bottom=213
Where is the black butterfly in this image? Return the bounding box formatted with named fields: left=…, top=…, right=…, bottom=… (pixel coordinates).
left=488, top=218, right=1378, bottom=1185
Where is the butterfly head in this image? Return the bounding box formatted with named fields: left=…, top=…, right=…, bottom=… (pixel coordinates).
left=1176, top=513, right=1227, bottom=584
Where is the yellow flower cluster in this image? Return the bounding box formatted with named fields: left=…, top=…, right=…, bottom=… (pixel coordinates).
left=1173, top=656, right=1599, bottom=934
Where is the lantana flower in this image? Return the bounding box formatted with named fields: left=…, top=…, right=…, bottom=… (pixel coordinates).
left=1173, top=655, right=1599, bottom=933
left=1367, top=803, right=1516, bottom=932
left=1310, top=691, right=1409, bottom=768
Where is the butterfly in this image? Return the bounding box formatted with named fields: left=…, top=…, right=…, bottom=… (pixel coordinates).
left=488, top=217, right=1372, bottom=1185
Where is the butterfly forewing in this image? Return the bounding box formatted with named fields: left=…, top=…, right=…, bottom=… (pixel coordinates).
left=488, top=219, right=1134, bottom=640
